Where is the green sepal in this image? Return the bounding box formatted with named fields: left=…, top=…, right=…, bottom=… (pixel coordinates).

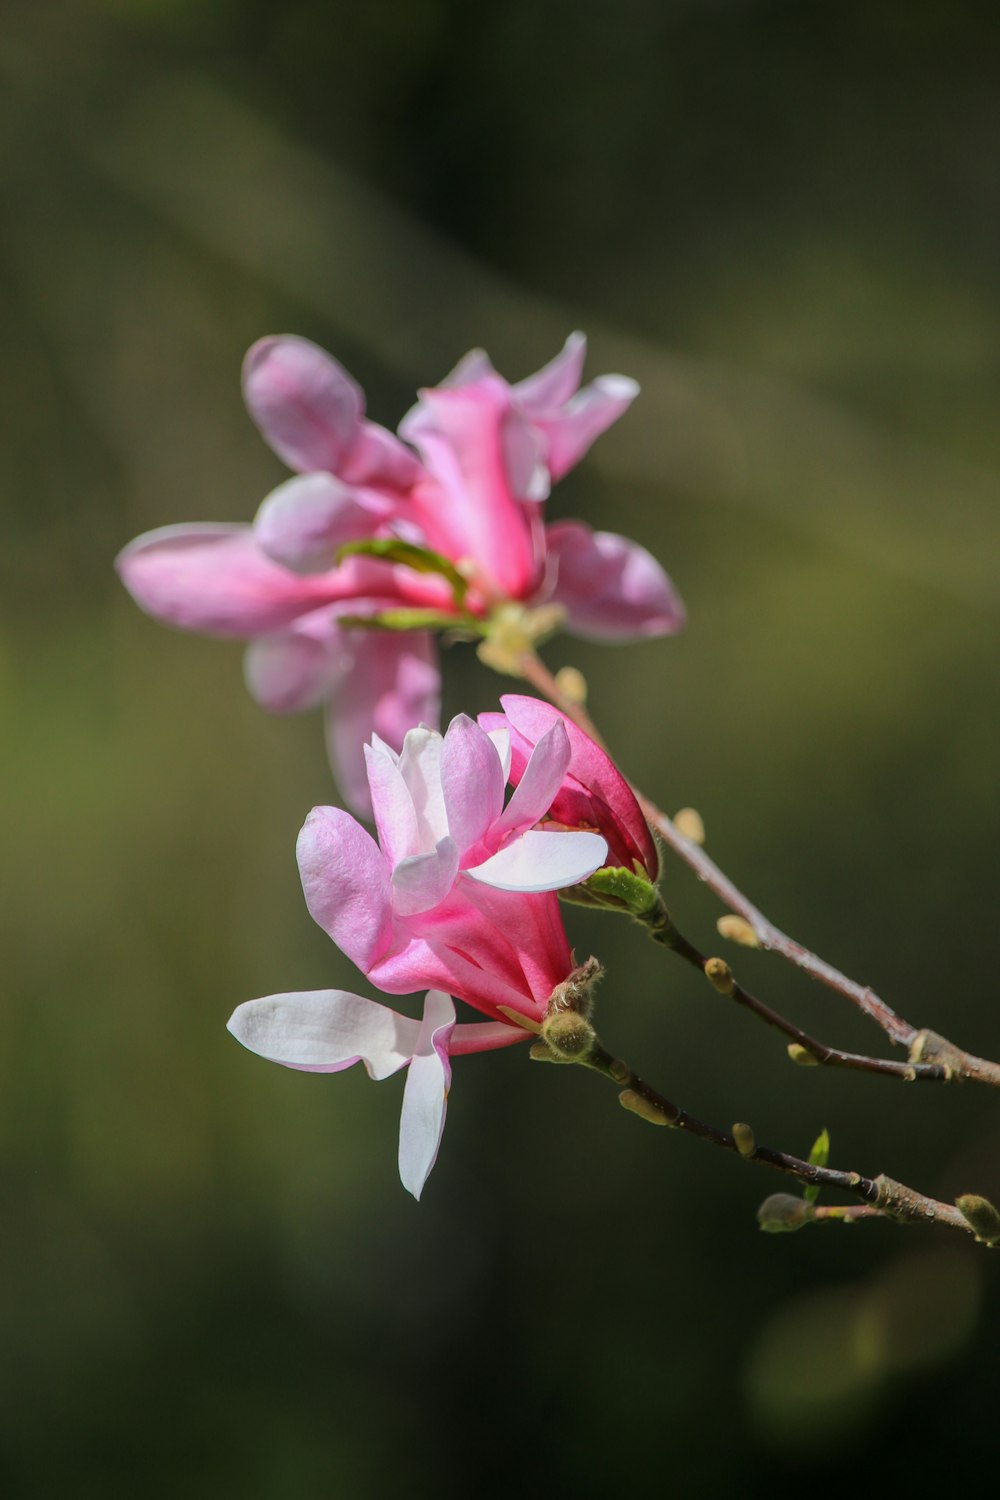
left=337, top=609, right=467, bottom=633
left=582, top=866, right=659, bottom=916
left=337, top=537, right=469, bottom=605
left=803, top=1128, right=830, bottom=1204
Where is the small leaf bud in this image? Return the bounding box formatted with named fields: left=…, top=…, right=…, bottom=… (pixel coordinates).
left=554, top=665, right=588, bottom=704
left=716, top=914, right=760, bottom=949
left=619, top=1089, right=676, bottom=1126
left=673, top=807, right=705, bottom=845
left=955, top=1194, right=1000, bottom=1245
left=757, top=1193, right=817, bottom=1233
left=732, top=1122, right=756, bottom=1158
left=787, top=1043, right=820, bottom=1067
left=704, top=957, right=735, bottom=995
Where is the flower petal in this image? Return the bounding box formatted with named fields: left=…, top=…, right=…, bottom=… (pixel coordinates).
left=297, top=806, right=393, bottom=973
left=325, top=632, right=441, bottom=819
left=227, top=989, right=420, bottom=1078
left=466, top=829, right=607, bottom=892
left=392, top=836, right=460, bottom=916
left=494, top=719, right=571, bottom=838
left=243, top=335, right=363, bottom=473
left=254, top=472, right=393, bottom=573
left=397, top=726, right=449, bottom=847
left=512, top=331, right=587, bottom=410
left=243, top=610, right=341, bottom=713
left=115, top=524, right=345, bottom=637
left=442, top=714, right=507, bottom=855
left=544, top=521, right=685, bottom=640
left=536, top=375, right=639, bottom=480
left=397, top=990, right=455, bottom=1199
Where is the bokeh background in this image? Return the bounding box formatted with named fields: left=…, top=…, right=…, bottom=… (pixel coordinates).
left=2, top=1, right=999, bottom=1494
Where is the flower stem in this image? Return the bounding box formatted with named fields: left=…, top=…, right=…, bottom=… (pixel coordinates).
left=516, top=648, right=1000, bottom=1088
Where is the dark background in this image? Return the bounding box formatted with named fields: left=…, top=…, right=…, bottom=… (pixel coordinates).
left=2, top=2, right=998, bottom=1495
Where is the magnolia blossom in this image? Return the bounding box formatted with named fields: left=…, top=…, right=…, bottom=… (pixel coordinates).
left=297, top=713, right=607, bottom=1025
left=228, top=988, right=523, bottom=1199
left=117, top=334, right=684, bottom=814
left=479, top=695, right=660, bottom=880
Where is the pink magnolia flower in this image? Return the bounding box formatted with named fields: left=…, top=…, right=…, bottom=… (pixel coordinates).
left=117, top=333, right=683, bottom=814
left=478, top=695, right=659, bottom=880
left=228, top=988, right=522, bottom=1199
left=296, top=713, right=608, bottom=1025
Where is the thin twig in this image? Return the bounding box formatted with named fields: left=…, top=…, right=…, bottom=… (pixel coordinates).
left=517, top=648, right=1000, bottom=1087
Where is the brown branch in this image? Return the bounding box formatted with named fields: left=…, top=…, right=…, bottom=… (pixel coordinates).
left=516, top=648, right=1000, bottom=1087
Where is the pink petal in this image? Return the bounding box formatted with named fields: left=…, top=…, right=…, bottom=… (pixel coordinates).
left=364, top=739, right=420, bottom=866
left=325, top=632, right=441, bottom=819
left=440, top=347, right=496, bottom=388
left=243, top=335, right=363, bottom=474
left=254, top=472, right=394, bottom=573
left=397, top=727, right=450, bottom=848
left=400, top=379, right=541, bottom=599
left=535, top=375, right=639, bottom=480
left=544, top=521, right=686, bottom=640
left=493, top=720, right=571, bottom=838
left=340, top=421, right=423, bottom=490
left=391, top=837, right=460, bottom=916
left=243, top=610, right=341, bottom=713
left=115, top=524, right=348, bottom=637
left=450, top=1020, right=530, bottom=1055
left=227, top=989, right=420, bottom=1078
left=441, top=715, right=506, bottom=856
left=512, top=331, right=587, bottom=410
left=397, top=990, right=455, bottom=1199
left=297, top=806, right=393, bottom=973
left=499, top=694, right=659, bottom=878
left=466, top=829, right=607, bottom=892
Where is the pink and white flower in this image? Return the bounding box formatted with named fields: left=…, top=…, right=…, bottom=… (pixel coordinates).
left=296, top=713, right=608, bottom=1025
left=478, top=695, right=660, bottom=880
left=117, top=334, right=684, bottom=814
left=228, top=987, right=522, bottom=1199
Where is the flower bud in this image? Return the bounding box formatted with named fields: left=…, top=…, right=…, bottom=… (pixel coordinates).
left=955, top=1194, right=1000, bottom=1245
left=787, top=1043, right=820, bottom=1067
left=716, top=914, right=760, bottom=949
left=757, top=1193, right=816, bottom=1233
left=704, top=957, right=735, bottom=995
left=732, top=1122, right=756, bottom=1158
left=541, top=1010, right=596, bottom=1060
left=673, top=807, right=705, bottom=845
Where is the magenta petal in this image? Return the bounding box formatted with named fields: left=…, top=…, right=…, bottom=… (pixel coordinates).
left=116, top=524, right=344, bottom=637
left=296, top=806, right=393, bottom=973
left=243, top=335, right=364, bottom=473
left=513, top=332, right=587, bottom=410
left=227, top=989, right=420, bottom=1078
left=536, top=375, right=639, bottom=480
left=325, top=632, right=441, bottom=819
left=544, top=520, right=685, bottom=641
left=441, top=715, right=506, bottom=855
left=254, top=472, right=391, bottom=573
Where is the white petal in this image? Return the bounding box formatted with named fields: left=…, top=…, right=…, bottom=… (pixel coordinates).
left=486, top=727, right=512, bottom=782
left=398, top=991, right=456, bottom=1200
left=227, top=990, right=420, bottom=1079
left=392, top=837, right=460, bottom=916
left=397, top=726, right=449, bottom=846
left=465, top=829, right=608, bottom=893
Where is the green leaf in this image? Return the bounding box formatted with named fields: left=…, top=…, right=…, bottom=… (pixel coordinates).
left=337, top=537, right=469, bottom=604
left=803, top=1128, right=830, bottom=1204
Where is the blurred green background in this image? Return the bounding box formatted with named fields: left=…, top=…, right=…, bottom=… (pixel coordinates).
left=2, top=1, right=998, bottom=1495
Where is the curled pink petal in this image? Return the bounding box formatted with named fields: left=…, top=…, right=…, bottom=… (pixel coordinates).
left=493, top=719, right=571, bottom=838
left=227, top=989, right=420, bottom=1078
left=254, top=472, right=395, bottom=573
left=535, top=375, right=639, bottom=480
left=544, top=520, right=686, bottom=641
left=512, top=331, right=587, bottom=410
left=243, top=335, right=364, bottom=474
left=391, top=837, right=460, bottom=916
left=297, top=806, right=394, bottom=972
